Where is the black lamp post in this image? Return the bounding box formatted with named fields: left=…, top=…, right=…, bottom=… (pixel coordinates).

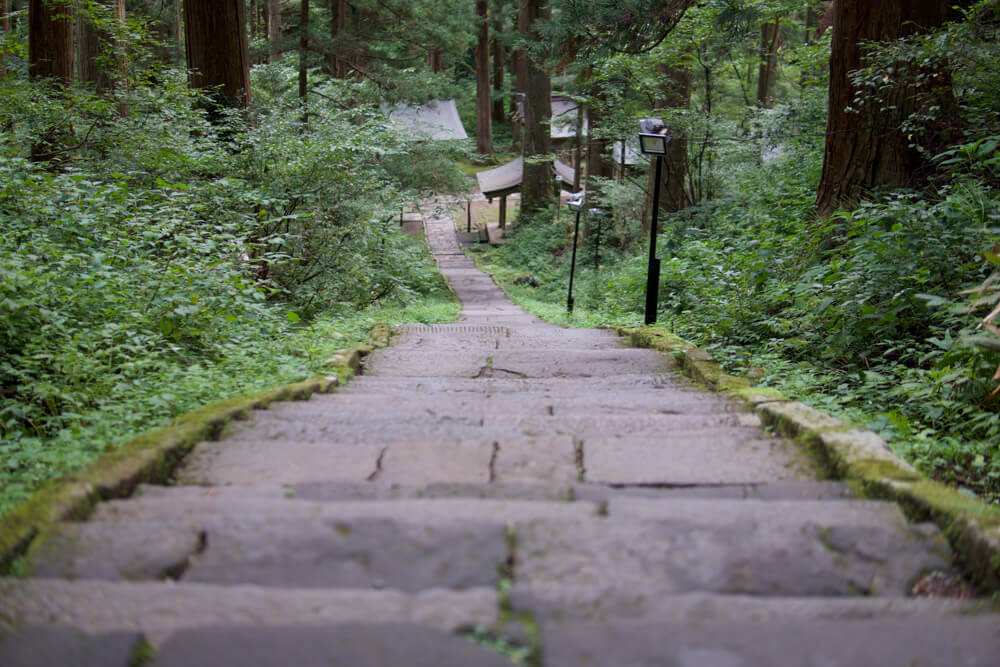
left=638, top=118, right=669, bottom=325
left=566, top=191, right=585, bottom=313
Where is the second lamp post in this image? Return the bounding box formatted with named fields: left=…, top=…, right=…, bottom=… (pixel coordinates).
left=637, top=118, right=670, bottom=325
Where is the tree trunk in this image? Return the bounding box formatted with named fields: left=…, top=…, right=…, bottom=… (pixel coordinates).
left=78, top=0, right=125, bottom=95
left=299, top=0, right=308, bottom=124
left=585, top=100, right=613, bottom=190
left=174, top=0, right=183, bottom=58
left=755, top=19, right=780, bottom=108
left=491, top=0, right=505, bottom=124
left=329, top=0, right=349, bottom=76
left=30, top=0, right=74, bottom=162
left=1, top=0, right=9, bottom=78
left=475, top=0, right=493, bottom=154
left=267, top=0, right=281, bottom=62
left=183, top=0, right=251, bottom=109
left=426, top=49, right=443, bottom=72
left=815, top=0, right=962, bottom=218
left=30, top=0, right=74, bottom=84
left=519, top=0, right=552, bottom=214
left=643, top=64, right=691, bottom=234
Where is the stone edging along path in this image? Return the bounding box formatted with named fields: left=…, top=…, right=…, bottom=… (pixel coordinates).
left=0, top=326, right=393, bottom=574
left=618, top=325, right=1000, bottom=593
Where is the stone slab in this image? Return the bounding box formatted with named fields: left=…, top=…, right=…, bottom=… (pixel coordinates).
left=515, top=501, right=952, bottom=597
left=377, top=442, right=495, bottom=484
left=492, top=437, right=578, bottom=484
left=176, top=440, right=383, bottom=485
left=363, top=348, right=668, bottom=378
left=27, top=520, right=202, bottom=581
left=182, top=517, right=506, bottom=590
left=0, top=625, right=144, bottom=667
left=91, top=497, right=599, bottom=524
left=152, top=624, right=516, bottom=667
left=0, top=579, right=497, bottom=647
left=508, top=590, right=988, bottom=624
left=539, top=617, right=1000, bottom=667
left=583, top=436, right=806, bottom=485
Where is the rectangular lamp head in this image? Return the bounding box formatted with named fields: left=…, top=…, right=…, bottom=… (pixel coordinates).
left=638, top=133, right=668, bottom=155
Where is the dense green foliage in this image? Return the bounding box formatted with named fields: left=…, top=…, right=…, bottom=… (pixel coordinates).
left=478, top=3, right=1000, bottom=502
left=0, top=38, right=464, bottom=515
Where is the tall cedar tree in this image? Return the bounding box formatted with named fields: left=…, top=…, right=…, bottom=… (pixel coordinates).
left=29, top=0, right=74, bottom=161
left=520, top=0, right=553, bottom=213
left=475, top=0, right=493, bottom=153
left=268, top=0, right=281, bottom=63
left=29, top=0, right=73, bottom=83
left=183, top=0, right=251, bottom=109
left=815, top=0, right=964, bottom=217
left=491, top=0, right=505, bottom=124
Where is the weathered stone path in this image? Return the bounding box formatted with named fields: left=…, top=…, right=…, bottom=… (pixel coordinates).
left=2, top=197, right=998, bottom=665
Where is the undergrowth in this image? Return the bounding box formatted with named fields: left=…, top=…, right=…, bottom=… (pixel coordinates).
left=477, top=138, right=1000, bottom=503
left=1, top=59, right=463, bottom=517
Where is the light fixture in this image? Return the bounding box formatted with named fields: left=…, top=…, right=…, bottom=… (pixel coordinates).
left=638, top=117, right=669, bottom=156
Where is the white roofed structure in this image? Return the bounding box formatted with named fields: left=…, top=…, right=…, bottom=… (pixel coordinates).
left=388, top=99, right=469, bottom=141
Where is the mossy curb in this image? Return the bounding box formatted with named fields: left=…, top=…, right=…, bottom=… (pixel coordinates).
left=618, top=325, right=1000, bottom=593
left=0, top=324, right=392, bottom=575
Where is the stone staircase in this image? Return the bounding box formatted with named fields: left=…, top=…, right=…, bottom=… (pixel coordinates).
left=1, top=196, right=997, bottom=666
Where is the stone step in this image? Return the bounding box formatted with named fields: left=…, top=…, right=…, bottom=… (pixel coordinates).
left=581, top=434, right=809, bottom=485
left=207, top=412, right=761, bottom=447
left=282, top=390, right=746, bottom=416
left=178, top=428, right=800, bottom=487
left=537, top=617, right=1000, bottom=667
left=139, top=480, right=857, bottom=504
left=0, top=579, right=497, bottom=648
left=362, top=348, right=669, bottom=378
left=512, top=497, right=951, bottom=599
left=149, top=625, right=517, bottom=667
left=0, top=626, right=144, bottom=667
left=36, top=497, right=948, bottom=596
left=178, top=434, right=584, bottom=486
left=340, top=374, right=704, bottom=396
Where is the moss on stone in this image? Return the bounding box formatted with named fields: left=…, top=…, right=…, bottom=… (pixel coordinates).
left=728, top=386, right=788, bottom=407
left=0, top=481, right=98, bottom=574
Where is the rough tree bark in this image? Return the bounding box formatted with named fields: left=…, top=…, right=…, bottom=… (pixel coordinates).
left=2, top=0, right=11, bottom=78
left=519, top=0, right=552, bottom=214
left=475, top=0, right=493, bottom=154
left=30, top=0, right=74, bottom=84
left=328, top=0, right=350, bottom=76
left=755, top=19, right=780, bottom=108
left=29, top=0, right=74, bottom=162
left=78, top=0, right=125, bottom=92
left=183, top=0, right=251, bottom=109
left=491, top=0, right=505, bottom=124
left=299, top=0, right=308, bottom=123
left=426, top=49, right=443, bottom=72
left=267, top=0, right=281, bottom=63
left=815, top=0, right=963, bottom=217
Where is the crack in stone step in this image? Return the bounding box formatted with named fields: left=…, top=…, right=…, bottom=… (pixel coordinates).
left=367, top=447, right=387, bottom=482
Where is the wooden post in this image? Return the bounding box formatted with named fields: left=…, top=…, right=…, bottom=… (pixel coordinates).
left=499, top=195, right=507, bottom=229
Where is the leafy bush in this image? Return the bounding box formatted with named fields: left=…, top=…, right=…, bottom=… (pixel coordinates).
left=480, top=131, right=1000, bottom=501
left=0, top=56, right=462, bottom=516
